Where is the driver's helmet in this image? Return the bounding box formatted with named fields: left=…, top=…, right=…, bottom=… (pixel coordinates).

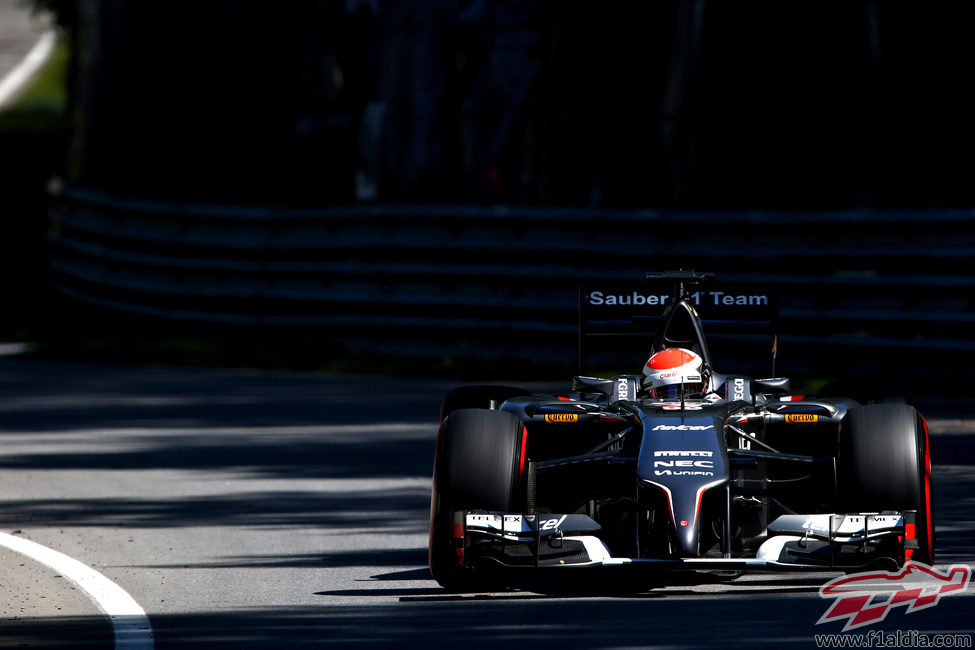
left=642, top=348, right=708, bottom=399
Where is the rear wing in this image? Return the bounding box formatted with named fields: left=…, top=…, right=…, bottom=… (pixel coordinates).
left=579, top=274, right=778, bottom=376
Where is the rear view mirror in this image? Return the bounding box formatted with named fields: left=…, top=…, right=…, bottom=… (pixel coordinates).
left=752, top=377, right=791, bottom=395
left=572, top=376, right=616, bottom=395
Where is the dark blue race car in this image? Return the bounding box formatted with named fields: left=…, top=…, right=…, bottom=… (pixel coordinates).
left=428, top=272, right=934, bottom=592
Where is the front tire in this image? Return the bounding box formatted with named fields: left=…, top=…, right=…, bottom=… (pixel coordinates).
left=838, top=404, right=935, bottom=565
left=429, top=408, right=527, bottom=591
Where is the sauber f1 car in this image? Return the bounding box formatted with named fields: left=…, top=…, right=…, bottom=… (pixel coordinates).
left=428, top=272, right=934, bottom=592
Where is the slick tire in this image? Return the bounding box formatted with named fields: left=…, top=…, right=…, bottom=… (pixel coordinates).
left=429, top=408, right=527, bottom=591
left=439, top=385, right=530, bottom=421
left=838, top=404, right=935, bottom=565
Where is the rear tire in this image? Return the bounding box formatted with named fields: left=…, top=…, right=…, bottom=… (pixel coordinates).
left=429, top=408, right=527, bottom=591
left=838, top=404, right=935, bottom=565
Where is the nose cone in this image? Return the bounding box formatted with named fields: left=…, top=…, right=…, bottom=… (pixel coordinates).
left=667, top=482, right=724, bottom=557
left=635, top=408, right=730, bottom=557
left=675, top=515, right=701, bottom=557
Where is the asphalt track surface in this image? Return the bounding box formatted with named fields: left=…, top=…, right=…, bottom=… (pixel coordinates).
left=0, top=358, right=972, bottom=649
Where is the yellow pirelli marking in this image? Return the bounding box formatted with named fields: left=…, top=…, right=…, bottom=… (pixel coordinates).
left=785, top=413, right=819, bottom=424
left=545, top=413, right=579, bottom=424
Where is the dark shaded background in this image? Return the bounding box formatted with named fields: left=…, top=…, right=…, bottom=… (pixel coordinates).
left=2, top=0, right=974, bottom=377
left=51, top=0, right=975, bottom=208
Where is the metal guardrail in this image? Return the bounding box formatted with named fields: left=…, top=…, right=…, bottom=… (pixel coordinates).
left=48, top=186, right=975, bottom=375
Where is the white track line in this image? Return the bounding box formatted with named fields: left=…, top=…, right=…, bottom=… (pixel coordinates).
left=0, top=30, right=57, bottom=109
left=0, top=532, right=154, bottom=650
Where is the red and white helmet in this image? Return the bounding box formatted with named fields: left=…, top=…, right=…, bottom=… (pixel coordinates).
left=642, top=348, right=708, bottom=399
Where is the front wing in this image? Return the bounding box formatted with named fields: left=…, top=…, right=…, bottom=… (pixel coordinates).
left=453, top=511, right=919, bottom=574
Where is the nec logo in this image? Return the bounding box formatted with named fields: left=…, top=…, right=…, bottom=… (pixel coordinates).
left=653, top=460, right=714, bottom=468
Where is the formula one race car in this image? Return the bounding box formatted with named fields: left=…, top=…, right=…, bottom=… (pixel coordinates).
left=428, top=271, right=934, bottom=592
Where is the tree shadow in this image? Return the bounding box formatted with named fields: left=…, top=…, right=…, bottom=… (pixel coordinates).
left=145, top=590, right=975, bottom=649
left=0, top=615, right=113, bottom=649
left=0, top=487, right=431, bottom=532
left=0, top=360, right=449, bottom=480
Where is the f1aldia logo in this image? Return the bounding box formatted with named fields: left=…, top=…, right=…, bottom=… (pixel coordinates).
left=817, top=562, right=971, bottom=632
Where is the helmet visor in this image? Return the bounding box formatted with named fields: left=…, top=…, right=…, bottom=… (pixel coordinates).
left=650, top=383, right=704, bottom=400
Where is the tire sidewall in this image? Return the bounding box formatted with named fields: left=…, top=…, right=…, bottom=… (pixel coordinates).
left=838, top=403, right=934, bottom=564
left=429, top=408, right=526, bottom=589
